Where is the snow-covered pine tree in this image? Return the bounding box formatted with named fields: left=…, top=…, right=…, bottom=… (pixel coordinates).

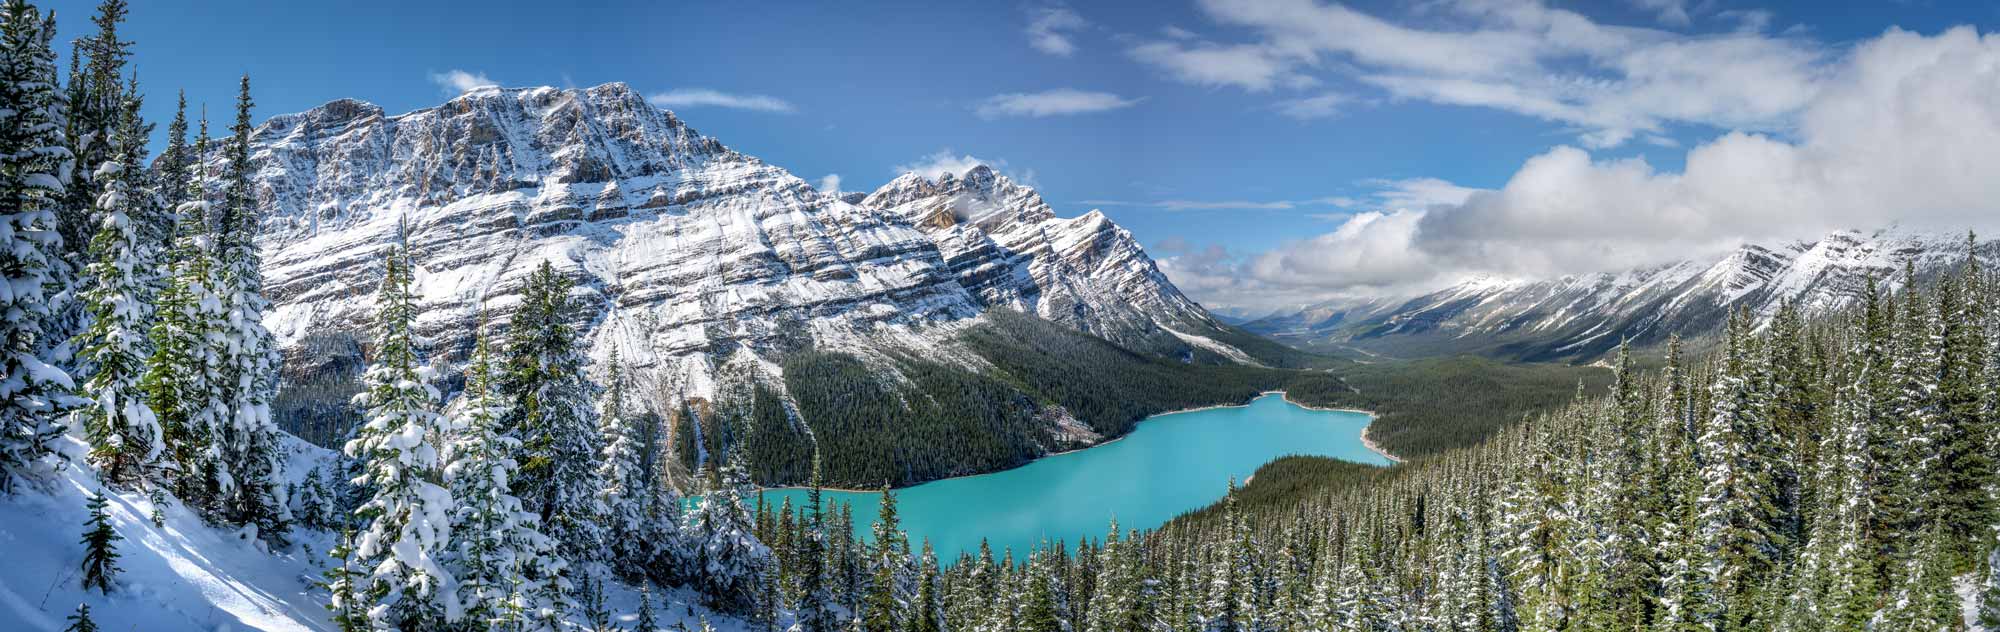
left=78, top=488, right=121, bottom=593
left=685, top=454, right=773, bottom=615
left=344, top=237, right=459, bottom=629
left=796, top=450, right=843, bottom=632
left=323, top=528, right=369, bottom=632
left=444, top=322, right=564, bottom=630
left=862, top=482, right=910, bottom=632
left=595, top=346, right=652, bottom=580
left=1696, top=310, right=1782, bottom=626
left=908, top=540, right=943, bottom=632
left=502, top=260, right=604, bottom=561
left=141, top=114, right=227, bottom=510
left=74, top=73, right=160, bottom=487
left=62, top=603, right=97, bottom=632
left=0, top=0, right=76, bottom=493
left=213, top=75, right=286, bottom=540
left=636, top=584, right=659, bottom=632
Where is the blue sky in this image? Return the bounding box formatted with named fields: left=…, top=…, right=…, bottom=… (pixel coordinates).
left=48, top=0, right=2000, bottom=313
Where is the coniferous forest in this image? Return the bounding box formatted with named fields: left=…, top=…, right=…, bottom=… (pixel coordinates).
left=6, top=2, right=2000, bottom=631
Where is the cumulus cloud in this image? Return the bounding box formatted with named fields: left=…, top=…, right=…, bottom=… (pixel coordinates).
left=1630, top=0, right=1693, bottom=27
left=648, top=88, right=797, bottom=113
left=429, top=69, right=498, bottom=94
left=817, top=174, right=843, bottom=196
left=1174, top=26, right=2000, bottom=310
left=892, top=149, right=998, bottom=181
left=1131, top=0, right=1825, bottom=146
left=1026, top=7, right=1087, bottom=56
left=975, top=89, right=1141, bottom=118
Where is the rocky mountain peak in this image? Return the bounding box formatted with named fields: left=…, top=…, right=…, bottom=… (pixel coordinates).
left=240, top=83, right=1240, bottom=439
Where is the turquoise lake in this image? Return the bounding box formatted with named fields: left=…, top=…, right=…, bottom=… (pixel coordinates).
left=759, top=392, right=1391, bottom=560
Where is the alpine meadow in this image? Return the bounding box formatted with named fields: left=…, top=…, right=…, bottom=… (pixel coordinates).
left=6, top=1, right=2000, bottom=631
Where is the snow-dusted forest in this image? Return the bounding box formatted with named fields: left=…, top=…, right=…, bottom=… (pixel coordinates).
left=7, top=1, right=2000, bottom=631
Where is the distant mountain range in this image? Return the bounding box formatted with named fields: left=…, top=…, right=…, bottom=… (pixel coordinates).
left=1246, top=227, right=1993, bottom=362
left=235, top=82, right=1267, bottom=450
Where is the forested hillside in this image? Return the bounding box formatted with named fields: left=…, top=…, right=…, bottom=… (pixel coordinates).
left=785, top=248, right=1996, bottom=631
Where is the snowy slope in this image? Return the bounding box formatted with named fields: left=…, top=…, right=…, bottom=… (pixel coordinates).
left=0, top=434, right=749, bottom=631
left=1249, top=227, right=1991, bottom=361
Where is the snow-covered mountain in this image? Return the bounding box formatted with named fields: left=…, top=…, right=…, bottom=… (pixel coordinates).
left=856, top=165, right=1215, bottom=351
left=1247, top=227, right=1993, bottom=361
left=237, top=83, right=1244, bottom=441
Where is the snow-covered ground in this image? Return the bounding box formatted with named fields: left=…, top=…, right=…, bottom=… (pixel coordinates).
left=0, top=432, right=745, bottom=631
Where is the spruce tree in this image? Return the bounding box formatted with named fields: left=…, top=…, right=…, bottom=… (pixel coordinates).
left=685, top=454, right=773, bottom=614
left=796, top=450, right=842, bottom=632
left=78, top=489, right=121, bottom=593
left=74, top=74, right=159, bottom=487
left=213, top=75, right=285, bottom=540
left=0, top=0, right=76, bottom=493
left=323, top=528, right=368, bottom=632
left=863, top=482, right=909, bottom=632
left=142, top=112, right=225, bottom=508
left=596, top=347, right=652, bottom=580
left=503, top=260, right=604, bottom=560
left=62, top=603, right=97, bottom=632
left=344, top=238, right=457, bottom=629
left=908, top=540, right=943, bottom=632
left=445, top=323, right=562, bottom=629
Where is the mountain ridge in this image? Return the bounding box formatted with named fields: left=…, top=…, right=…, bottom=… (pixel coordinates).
left=1248, top=226, right=1994, bottom=361
left=231, top=82, right=1268, bottom=478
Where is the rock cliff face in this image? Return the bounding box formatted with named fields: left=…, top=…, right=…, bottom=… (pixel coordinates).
left=858, top=165, right=1218, bottom=353
left=235, top=83, right=1247, bottom=442
left=1248, top=227, right=1992, bottom=362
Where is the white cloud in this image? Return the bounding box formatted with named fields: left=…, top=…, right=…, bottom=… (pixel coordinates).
left=818, top=174, right=843, bottom=196
left=1188, top=26, right=2000, bottom=307
left=1274, top=93, right=1350, bottom=119
left=1131, top=0, right=1826, bottom=145
left=1630, top=0, right=1692, bottom=27
left=648, top=88, right=797, bottom=113
left=429, top=69, right=497, bottom=95
left=975, top=89, right=1141, bottom=118
left=892, top=149, right=996, bottom=181
left=1362, top=177, right=1478, bottom=211
left=1026, top=7, right=1087, bottom=56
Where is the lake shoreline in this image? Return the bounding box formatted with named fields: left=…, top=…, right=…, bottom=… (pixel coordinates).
left=762, top=390, right=1398, bottom=494
left=1264, top=391, right=1406, bottom=464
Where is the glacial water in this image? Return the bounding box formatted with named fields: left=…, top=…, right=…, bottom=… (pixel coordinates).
left=758, top=392, right=1392, bottom=560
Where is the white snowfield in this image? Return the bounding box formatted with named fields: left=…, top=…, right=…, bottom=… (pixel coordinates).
left=0, top=434, right=744, bottom=631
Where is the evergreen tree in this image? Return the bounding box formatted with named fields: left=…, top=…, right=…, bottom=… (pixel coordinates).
left=344, top=238, right=458, bottom=629
left=597, top=347, right=652, bottom=580
left=78, top=489, right=120, bottom=593
left=863, top=482, right=909, bottom=632
left=1696, top=311, right=1782, bottom=626
left=0, top=0, right=75, bottom=493
left=213, top=75, right=286, bottom=540
left=62, top=602, right=97, bottom=632
left=795, top=450, right=842, bottom=632
left=323, top=528, right=369, bottom=632
left=908, top=540, right=943, bottom=632
left=503, top=260, right=604, bottom=560
left=684, top=454, right=773, bottom=615
left=445, top=323, right=562, bottom=630
left=141, top=112, right=225, bottom=508
left=73, top=72, right=158, bottom=487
